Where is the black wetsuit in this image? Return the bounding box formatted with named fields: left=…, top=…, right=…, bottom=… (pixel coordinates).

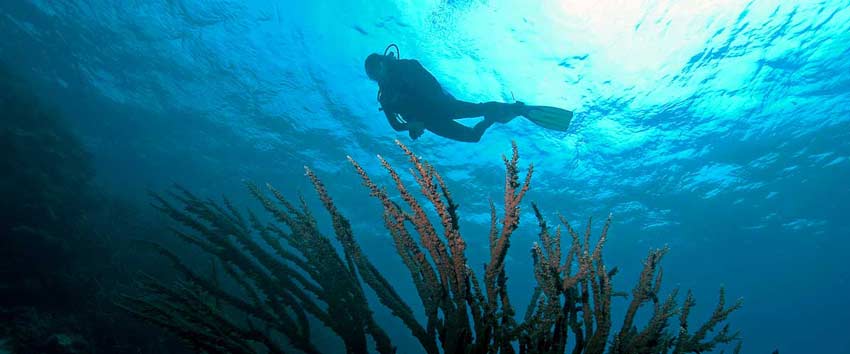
left=377, top=59, right=519, bottom=142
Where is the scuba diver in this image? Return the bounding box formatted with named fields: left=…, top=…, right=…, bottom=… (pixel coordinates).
left=365, top=44, right=573, bottom=143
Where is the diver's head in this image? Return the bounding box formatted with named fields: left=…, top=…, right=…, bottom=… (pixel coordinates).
left=365, top=53, right=389, bottom=81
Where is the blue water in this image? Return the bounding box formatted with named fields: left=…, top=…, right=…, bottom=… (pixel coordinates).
left=2, top=1, right=849, bottom=352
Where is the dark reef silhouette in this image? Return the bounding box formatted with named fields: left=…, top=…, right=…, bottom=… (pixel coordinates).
left=0, top=66, right=188, bottom=354
left=123, top=141, right=742, bottom=354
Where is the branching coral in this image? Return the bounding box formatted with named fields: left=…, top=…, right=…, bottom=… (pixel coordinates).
left=123, top=141, right=742, bottom=354
left=120, top=183, right=394, bottom=354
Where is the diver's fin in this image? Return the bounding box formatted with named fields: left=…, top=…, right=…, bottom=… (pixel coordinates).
left=523, top=105, right=573, bottom=132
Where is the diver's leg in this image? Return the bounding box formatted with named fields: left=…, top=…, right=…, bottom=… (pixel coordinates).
left=447, top=100, right=527, bottom=122
left=425, top=118, right=495, bottom=143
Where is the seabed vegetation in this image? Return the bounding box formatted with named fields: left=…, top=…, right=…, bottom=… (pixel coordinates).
left=122, top=141, right=742, bottom=354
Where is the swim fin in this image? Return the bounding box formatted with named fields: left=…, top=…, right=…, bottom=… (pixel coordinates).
left=522, top=105, right=573, bottom=132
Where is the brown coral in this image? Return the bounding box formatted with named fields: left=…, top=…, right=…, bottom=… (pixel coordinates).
left=122, top=141, right=742, bottom=354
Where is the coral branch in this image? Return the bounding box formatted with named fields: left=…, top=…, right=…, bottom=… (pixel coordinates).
left=126, top=142, right=742, bottom=354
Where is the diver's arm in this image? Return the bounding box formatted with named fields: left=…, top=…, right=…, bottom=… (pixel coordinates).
left=379, top=88, right=410, bottom=132
left=384, top=111, right=408, bottom=131
left=384, top=108, right=425, bottom=140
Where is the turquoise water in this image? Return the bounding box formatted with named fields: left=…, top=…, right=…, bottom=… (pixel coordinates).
left=2, top=1, right=848, bottom=352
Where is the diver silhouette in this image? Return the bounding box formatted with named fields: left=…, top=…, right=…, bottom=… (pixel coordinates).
left=365, top=44, right=573, bottom=143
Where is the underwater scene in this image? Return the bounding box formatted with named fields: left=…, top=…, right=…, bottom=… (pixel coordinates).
left=1, top=1, right=848, bottom=353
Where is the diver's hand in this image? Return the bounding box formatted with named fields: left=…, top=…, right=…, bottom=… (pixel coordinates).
left=408, top=121, right=425, bottom=140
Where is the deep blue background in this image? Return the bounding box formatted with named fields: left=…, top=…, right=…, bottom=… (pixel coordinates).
left=2, top=1, right=848, bottom=352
